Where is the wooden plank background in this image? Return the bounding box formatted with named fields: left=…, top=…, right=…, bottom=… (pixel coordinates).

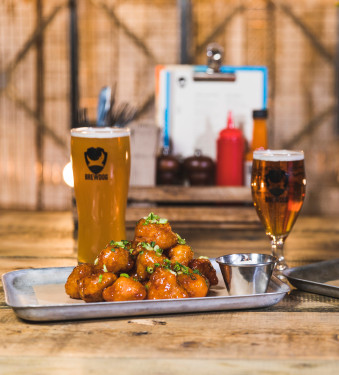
left=0, top=0, right=337, bottom=214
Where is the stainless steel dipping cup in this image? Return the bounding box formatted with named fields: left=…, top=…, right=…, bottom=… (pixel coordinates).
left=216, top=253, right=277, bottom=295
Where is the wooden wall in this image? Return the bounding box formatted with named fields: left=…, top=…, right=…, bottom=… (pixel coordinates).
left=0, top=0, right=337, bottom=213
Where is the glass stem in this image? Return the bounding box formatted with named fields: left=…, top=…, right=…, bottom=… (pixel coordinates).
left=271, top=236, right=287, bottom=271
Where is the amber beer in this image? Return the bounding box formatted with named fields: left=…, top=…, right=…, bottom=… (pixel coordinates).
left=251, top=150, right=306, bottom=240
left=71, top=127, right=130, bottom=263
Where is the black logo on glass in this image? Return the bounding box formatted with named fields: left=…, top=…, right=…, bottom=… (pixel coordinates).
left=265, top=168, right=288, bottom=197
left=84, top=147, right=107, bottom=174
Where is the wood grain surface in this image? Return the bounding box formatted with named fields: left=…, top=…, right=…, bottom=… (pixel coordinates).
left=128, top=186, right=252, bottom=203
left=1, top=210, right=339, bottom=374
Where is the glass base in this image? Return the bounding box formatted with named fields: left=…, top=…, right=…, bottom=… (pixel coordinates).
left=276, top=260, right=287, bottom=271
left=273, top=258, right=288, bottom=281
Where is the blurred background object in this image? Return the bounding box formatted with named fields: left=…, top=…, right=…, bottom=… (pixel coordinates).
left=183, top=149, right=215, bottom=186
left=0, top=0, right=337, bottom=214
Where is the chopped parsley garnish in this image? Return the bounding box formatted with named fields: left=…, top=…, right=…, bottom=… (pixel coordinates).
left=143, top=212, right=168, bottom=225
left=176, top=233, right=186, bottom=245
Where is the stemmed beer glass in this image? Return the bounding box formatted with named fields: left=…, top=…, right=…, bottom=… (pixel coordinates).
left=251, top=150, right=306, bottom=271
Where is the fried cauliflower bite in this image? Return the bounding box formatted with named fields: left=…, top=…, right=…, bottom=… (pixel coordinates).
left=78, top=272, right=117, bottom=302
left=147, top=267, right=188, bottom=300
left=188, top=258, right=219, bottom=286
left=65, top=263, right=94, bottom=299
left=134, top=217, right=178, bottom=250
left=136, top=249, right=167, bottom=281
left=102, top=275, right=147, bottom=302
left=168, top=244, right=194, bottom=266
left=177, top=271, right=210, bottom=298
left=96, top=241, right=134, bottom=274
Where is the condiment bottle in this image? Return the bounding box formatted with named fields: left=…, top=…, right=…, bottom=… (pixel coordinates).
left=156, top=147, right=181, bottom=185
left=183, top=149, right=215, bottom=186
left=216, top=111, right=245, bottom=186
left=244, top=109, right=268, bottom=187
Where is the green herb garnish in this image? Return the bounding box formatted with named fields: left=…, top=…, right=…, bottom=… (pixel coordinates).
left=141, top=242, right=154, bottom=251
left=154, top=246, right=163, bottom=256
left=103, top=264, right=108, bottom=272
left=143, top=212, right=168, bottom=225
left=98, top=274, right=103, bottom=283
left=110, top=241, right=124, bottom=248
left=163, top=259, right=171, bottom=268
left=176, top=233, right=186, bottom=245
left=140, top=242, right=163, bottom=255
left=146, top=266, right=154, bottom=274
left=109, top=240, right=130, bottom=249
left=120, top=273, right=130, bottom=278
left=173, top=263, right=181, bottom=272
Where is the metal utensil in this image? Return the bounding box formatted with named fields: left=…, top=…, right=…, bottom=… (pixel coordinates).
left=96, top=86, right=112, bottom=126
left=216, top=253, right=277, bottom=295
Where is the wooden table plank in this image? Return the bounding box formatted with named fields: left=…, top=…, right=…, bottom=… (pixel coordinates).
left=0, top=358, right=338, bottom=375
left=1, top=309, right=339, bottom=359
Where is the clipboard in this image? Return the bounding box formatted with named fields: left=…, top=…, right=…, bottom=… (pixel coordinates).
left=155, top=64, right=268, bottom=159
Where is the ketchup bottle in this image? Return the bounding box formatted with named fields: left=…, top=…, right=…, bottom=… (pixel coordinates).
left=216, top=111, right=245, bottom=186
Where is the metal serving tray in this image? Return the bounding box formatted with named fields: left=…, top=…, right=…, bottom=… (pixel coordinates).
left=2, top=260, right=290, bottom=322
left=283, top=258, right=339, bottom=298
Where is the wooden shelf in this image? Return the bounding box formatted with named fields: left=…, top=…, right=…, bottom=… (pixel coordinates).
left=126, top=186, right=258, bottom=229
left=128, top=186, right=252, bottom=204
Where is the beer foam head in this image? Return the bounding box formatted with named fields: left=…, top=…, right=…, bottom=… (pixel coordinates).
left=71, top=127, right=130, bottom=138
left=253, top=149, right=304, bottom=161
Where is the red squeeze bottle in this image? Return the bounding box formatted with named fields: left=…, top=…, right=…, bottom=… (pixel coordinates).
left=216, top=111, right=245, bottom=186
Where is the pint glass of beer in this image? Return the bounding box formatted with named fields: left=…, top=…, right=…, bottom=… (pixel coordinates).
left=71, top=127, right=130, bottom=264
left=251, top=150, right=306, bottom=271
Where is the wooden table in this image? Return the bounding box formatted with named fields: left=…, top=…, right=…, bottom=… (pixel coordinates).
left=1, top=210, right=339, bottom=374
